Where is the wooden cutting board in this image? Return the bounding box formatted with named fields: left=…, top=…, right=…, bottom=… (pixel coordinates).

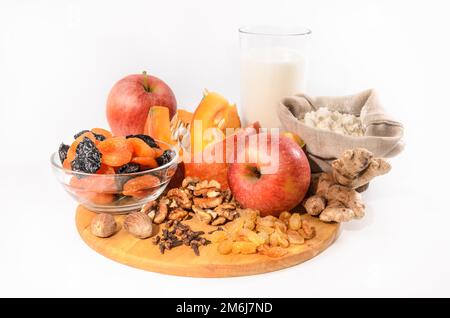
left=76, top=205, right=340, bottom=277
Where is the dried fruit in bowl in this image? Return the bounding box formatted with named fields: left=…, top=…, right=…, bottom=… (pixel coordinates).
left=117, top=163, right=141, bottom=174
left=126, top=134, right=159, bottom=149
left=66, top=131, right=97, bottom=163
left=122, top=175, right=161, bottom=198
left=71, top=137, right=102, bottom=174
left=130, top=156, right=158, bottom=168
left=69, top=174, right=117, bottom=205
left=57, top=128, right=173, bottom=175
left=97, top=137, right=133, bottom=167
left=70, top=175, right=118, bottom=193
left=91, top=127, right=113, bottom=140
left=127, top=137, right=156, bottom=158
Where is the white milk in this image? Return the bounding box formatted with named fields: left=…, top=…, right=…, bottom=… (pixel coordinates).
left=240, top=48, right=306, bottom=128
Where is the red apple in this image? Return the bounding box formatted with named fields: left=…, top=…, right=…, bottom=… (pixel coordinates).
left=228, top=134, right=310, bottom=216
left=106, top=72, right=177, bottom=136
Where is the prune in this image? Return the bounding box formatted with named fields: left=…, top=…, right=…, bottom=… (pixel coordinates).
left=92, top=132, right=106, bottom=141
left=156, top=150, right=174, bottom=166
left=71, top=137, right=102, bottom=173
left=58, top=143, right=69, bottom=164
left=126, top=134, right=159, bottom=148
left=117, top=163, right=141, bottom=174
left=73, top=130, right=90, bottom=139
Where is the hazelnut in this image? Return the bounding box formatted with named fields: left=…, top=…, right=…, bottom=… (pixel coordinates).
left=123, top=212, right=153, bottom=239
left=90, top=213, right=117, bottom=238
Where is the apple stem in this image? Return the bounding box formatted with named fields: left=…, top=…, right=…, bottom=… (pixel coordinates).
left=142, top=71, right=151, bottom=93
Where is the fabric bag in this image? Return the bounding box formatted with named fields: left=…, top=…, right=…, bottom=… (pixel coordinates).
left=278, top=89, right=404, bottom=172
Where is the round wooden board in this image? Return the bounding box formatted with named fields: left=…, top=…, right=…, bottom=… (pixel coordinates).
left=76, top=205, right=340, bottom=277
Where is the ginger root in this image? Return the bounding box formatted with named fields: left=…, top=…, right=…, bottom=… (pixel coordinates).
left=303, top=148, right=391, bottom=222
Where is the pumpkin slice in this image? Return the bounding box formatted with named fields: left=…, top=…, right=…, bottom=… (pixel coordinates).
left=144, top=106, right=174, bottom=146
left=190, top=91, right=241, bottom=154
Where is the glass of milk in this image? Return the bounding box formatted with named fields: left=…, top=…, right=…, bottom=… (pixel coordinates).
left=239, top=25, right=311, bottom=128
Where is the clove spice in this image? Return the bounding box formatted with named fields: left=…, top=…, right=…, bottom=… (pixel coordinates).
left=151, top=220, right=211, bottom=256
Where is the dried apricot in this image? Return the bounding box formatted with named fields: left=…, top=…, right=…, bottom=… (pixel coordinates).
left=153, top=148, right=164, bottom=157
left=97, top=137, right=133, bottom=167
left=62, top=159, right=71, bottom=169
left=122, top=175, right=160, bottom=198
left=70, top=175, right=118, bottom=193
left=91, top=128, right=113, bottom=140
left=96, top=164, right=116, bottom=174
left=127, top=137, right=156, bottom=157
left=130, top=156, right=158, bottom=168
left=83, top=192, right=114, bottom=205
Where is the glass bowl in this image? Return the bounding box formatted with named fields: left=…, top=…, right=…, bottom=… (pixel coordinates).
left=51, top=140, right=178, bottom=214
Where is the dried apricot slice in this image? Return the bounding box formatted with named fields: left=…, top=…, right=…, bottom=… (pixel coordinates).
left=130, top=156, right=158, bottom=168
left=84, top=192, right=114, bottom=205
left=153, top=148, right=164, bottom=157
left=96, top=164, right=116, bottom=174
left=69, top=175, right=115, bottom=205
left=70, top=175, right=118, bottom=193
left=91, top=128, right=113, bottom=140
left=62, top=159, right=71, bottom=170
left=67, top=132, right=97, bottom=163
left=127, top=137, right=156, bottom=158
left=122, top=175, right=160, bottom=198
left=97, top=137, right=133, bottom=167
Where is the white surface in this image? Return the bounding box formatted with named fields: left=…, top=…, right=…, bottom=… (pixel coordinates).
left=1, top=0, right=449, bottom=297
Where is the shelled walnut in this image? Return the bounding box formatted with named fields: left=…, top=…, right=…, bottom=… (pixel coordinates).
left=144, top=177, right=240, bottom=226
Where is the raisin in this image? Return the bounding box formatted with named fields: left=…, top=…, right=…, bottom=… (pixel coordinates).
left=71, top=137, right=102, bottom=173
left=156, top=150, right=174, bottom=166
left=58, top=143, right=69, bottom=164
left=126, top=134, right=159, bottom=148
left=73, top=130, right=90, bottom=139
left=117, top=163, right=141, bottom=174
left=92, top=132, right=106, bottom=141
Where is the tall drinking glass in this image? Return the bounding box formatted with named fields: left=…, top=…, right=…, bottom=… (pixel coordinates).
left=239, top=25, right=311, bottom=128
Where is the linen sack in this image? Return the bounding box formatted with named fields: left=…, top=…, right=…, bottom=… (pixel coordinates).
left=277, top=89, right=404, bottom=172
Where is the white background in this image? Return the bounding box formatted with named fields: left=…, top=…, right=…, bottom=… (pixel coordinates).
left=1, top=0, right=449, bottom=297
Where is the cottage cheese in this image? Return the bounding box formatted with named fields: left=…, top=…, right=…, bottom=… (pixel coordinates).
left=302, top=107, right=364, bottom=136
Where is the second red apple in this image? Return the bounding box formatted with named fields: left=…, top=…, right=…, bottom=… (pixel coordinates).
left=228, top=134, right=311, bottom=216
